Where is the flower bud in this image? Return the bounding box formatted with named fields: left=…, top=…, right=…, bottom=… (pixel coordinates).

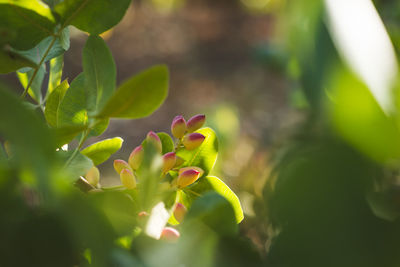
left=160, top=227, right=180, bottom=242
left=138, top=211, right=149, bottom=217
left=120, top=168, right=136, bottom=189
left=182, top=133, right=205, bottom=150
left=171, top=115, right=187, bottom=139
left=85, top=166, right=100, bottom=187
left=178, top=166, right=204, bottom=178
left=174, top=203, right=187, bottom=223
left=114, top=159, right=132, bottom=174
left=177, top=169, right=201, bottom=188
left=162, top=152, right=176, bottom=173
left=174, top=156, right=185, bottom=167
left=146, top=131, right=162, bottom=153
left=129, top=145, right=144, bottom=170
left=186, top=114, right=206, bottom=133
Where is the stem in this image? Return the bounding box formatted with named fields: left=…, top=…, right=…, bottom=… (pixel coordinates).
left=184, top=189, right=201, bottom=197
left=20, top=36, right=58, bottom=99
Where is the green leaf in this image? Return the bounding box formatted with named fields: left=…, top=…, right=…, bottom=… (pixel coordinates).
left=45, top=79, right=69, bottom=127
left=48, top=54, right=64, bottom=94
left=97, top=65, right=169, bottom=119
left=83, top=35, right=116, bottom=112
left=81, top=137, right=123, bottom=165
left=58, top=73, right=88, bottom=126
left=89, top=118, right=109, bottom=137
left=183, top=192, right=238, bottom=236
left=176, top=127, right=218, bottom=177
left=0, top=49, right=36, bottom=74
left=185, top=176, right=244, bottom=223
left=58, top=150, right=93, bottom=179
left=54, top=0, right=131, bottom=35
left=157, top=132, right=174, bottom=154
left=53, top=125, right=87, bottom=148
left=0, top=0, right=56, bottom=50
left=17, top=67, right=45, bottom=103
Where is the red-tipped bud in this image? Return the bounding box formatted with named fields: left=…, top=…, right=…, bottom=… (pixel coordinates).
left=162, top=152, right=176, bottom=173
left=160, top=227, right=180, bottom=242
left=120, top=168, right=136, bottom=189
left=178, top=166, right=204, bottom=178
left=146, top=131, right=162, bottom=153
left=138, top=211, right=149, bottom=217
left=171, top=115, right=187, bottom=139
left=174, top=203, right=187, bottom=223
left=85, top=166, right=100, bottom=187
left=186, top=114, right=206, bottom=132
left=182, top=133, right=205, bottom=150
left=129, top=145, right=144, bottom=170
left=177, top=169, right=201, bottom=188
left=114, top=159, right=132, bottom=174
left=174, top=156, right=185, bottom=167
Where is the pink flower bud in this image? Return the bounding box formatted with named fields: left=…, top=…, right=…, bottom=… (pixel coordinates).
left=171, top=115, right=187, bottom=139
left=114, top=159, right=132, bottom=174
left=138, top=211, right=149, bottom=217
left=129, top=145, right=144, bottom=170
left=120, top=168, right=136, bottom=189
left=146, top=131, right=162, bottom=153
left=177, top=169, right=201, bottom=188
left=160, top=227, right=180, bottom=242
left=174, top=202, right=187, bottom=223
left=186, top=114, right=206, bottom=132
left=182, top=133, right=205, bottom=150
left=85, top=166, right=100, bottom=187
left=178, top=166, right=204, bottom=178
left=162, top=152, right=176, bottom=173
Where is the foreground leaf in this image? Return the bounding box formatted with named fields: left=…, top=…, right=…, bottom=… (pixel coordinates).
left=45, top=80, right=69, bottom=127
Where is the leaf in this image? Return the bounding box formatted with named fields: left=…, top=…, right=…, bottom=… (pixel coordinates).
left=83, top=35, right=116, bottom=112
left=54, top=0, right=131, bottom=35
left=17, top=67, right=45, bottom=103
left=0, top=0, right=56, bottom=50
left=81, top=137, right=123, bottom=165
left=0, top=49, right=36, bottom=74
left=185, top=176, right=244, bottom=223
left=53, top=125, right=86, bottom=148
left=89, top=118, right=109, bottom=137
left=183, top=192, right=238, bottom=236
left=58, top=150, right=93, bottom=179
left=58, top=73, right=88, bottom=126
left=97, top=65, right=169, bottom=119
left=45, top=79, right=69, bottom=127
left=157, top=132, right=174, bottom=154
left=48, top=54, right=64, bottom=94
left=176, top=127, right=218, bottom=177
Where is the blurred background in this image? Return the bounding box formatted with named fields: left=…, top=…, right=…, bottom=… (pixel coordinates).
left=2, top=0, right=400, bottom=262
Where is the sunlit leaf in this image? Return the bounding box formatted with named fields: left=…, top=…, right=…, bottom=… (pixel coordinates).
left=45, top=79, right=69, bottom=127
left=48, top=55, right=64, bottom=94
left=97, top=65, right=169, bottom=119
left=17, top=67, right=45, bottom=103
left=81, top=137, right=123, bottom=165
left=176, top=127, right=218, bottom=177
left=157, top=132, right=174, bottom=154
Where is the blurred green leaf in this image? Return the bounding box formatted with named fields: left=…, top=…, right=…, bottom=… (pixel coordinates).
left=81, top=137, right=123, bottom=165
left=58, top=73, right=88, bottom=126
left=45, top=79, right=69, bottom=127
left=89, top=118, right=110, bottom=137
left=187, top=176, right=243, bottom=223
left=176, top=127, right=218, bottom=177
left=184, top=192, right=238, bottom=236
left=54, top=0, right=131, bottom=35
left=328, top=68, right=400, bottom=164
left=0, top=0, right=56, bottom=50
left=83, top=35, right=116, bottom=113
left=48, top=54, right=64, bottom=94
left=157, top=132, right=174, bottom=154
left=0, top=49, right=36, bottom=74
left=97, top=65, right=169, bottom=119
left=58, top=150, right=93, bottom=179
